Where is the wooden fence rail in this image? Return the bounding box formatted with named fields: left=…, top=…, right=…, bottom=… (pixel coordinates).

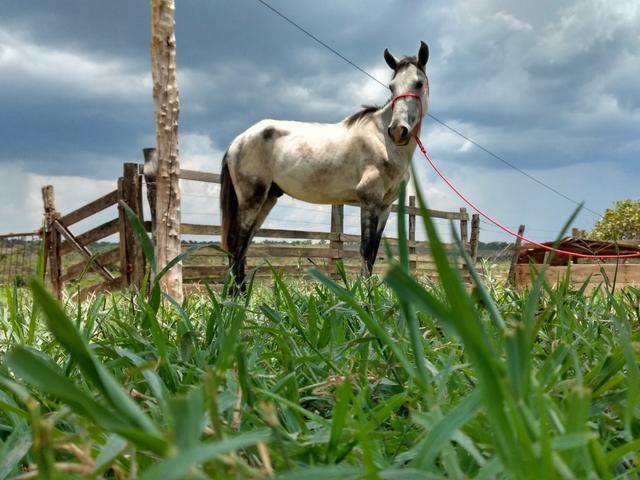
left=42, top=151, right=480, bottom=297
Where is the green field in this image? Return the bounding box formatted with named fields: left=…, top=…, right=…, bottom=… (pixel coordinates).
left=0, top=206, right=639, bottom=479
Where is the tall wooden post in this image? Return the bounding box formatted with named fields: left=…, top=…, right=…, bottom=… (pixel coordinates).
left=42, top=185, right=63, bottom=299
left=118, top=163, right=145, bottom=289
left=409, top=196, right=417, bottom=272
left=151, top=0, right=183, bottom=301
left=470, top=213, right=480, bottom=263
left=329, top=205, right=344, bottom=278
left=507, top=224, right=526, bottom=286
left=459, top=207, right=469, bottom=251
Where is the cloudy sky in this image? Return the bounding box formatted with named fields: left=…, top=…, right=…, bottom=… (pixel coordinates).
left=1, top=0, right=638, bottom=243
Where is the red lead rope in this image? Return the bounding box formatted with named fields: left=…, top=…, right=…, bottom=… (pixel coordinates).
left=414, top=136, right=640, bottom=259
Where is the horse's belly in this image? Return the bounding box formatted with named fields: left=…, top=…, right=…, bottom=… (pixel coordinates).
left=275, top=172, right=359, bottom=204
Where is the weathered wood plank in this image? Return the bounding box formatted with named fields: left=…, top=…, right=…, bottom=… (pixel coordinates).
left=61, top=247, right=120, bottom=283
left=183, top=264, right=318, bottom=280
left=182, top=224, right=222, bottom=235
left=60, top=219, right=119, bottom=255
left=183, top=244, right=333, bottom=258
left=54, top=221, right=114, bottom=282
left=59, top=190, right=119, bottom=227
left=180, top=169, right=221, bottom=183
left=514, top=263, right=640, bottom=291
left=182, top=223, right=333, bottom=241
left=346, top=202, right=468, bottom=220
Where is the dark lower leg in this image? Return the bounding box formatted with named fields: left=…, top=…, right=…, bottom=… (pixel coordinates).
left=228, top=195, right=278, bottom=293
left=360, top=207, right=380, bottom=277
left=229, top=228, right=252, bottom=293
left=371, top=228, right=384, bottom=265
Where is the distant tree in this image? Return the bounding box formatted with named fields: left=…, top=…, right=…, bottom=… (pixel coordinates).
left=589, top=199, right=640, bottom=241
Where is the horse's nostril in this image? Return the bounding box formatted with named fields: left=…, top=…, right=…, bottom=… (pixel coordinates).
left=400, top=127, right=409, bottom=139
left=387, top=127, right=393, bottom=138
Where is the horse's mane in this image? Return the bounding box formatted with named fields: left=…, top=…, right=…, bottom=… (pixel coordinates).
left=343, top=55, right=425, bottom=128
left=343, top=105, right=381, bottom=128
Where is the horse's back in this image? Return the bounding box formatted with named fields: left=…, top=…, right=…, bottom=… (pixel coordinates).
left=228, top=119, right=376, bottom=204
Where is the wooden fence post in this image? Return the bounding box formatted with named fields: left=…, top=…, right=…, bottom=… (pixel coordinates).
left=42, top=185, right=63, bottom=299
left=409, top=196, right=417, bottom=272
left=151, top=0, right=183, bottom=302
left=470, top=213, right=480, bottom=263
left=571, top=227, right=586, bottom=239
left=507, top=224, right=526, bottom=286
left=118, top=163, right=146, bottom=289
left=459, top=207, right=469, bottom=250
left=330, top=205, right=344, bottom=278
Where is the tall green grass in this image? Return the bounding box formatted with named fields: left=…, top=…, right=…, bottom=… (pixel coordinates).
left=0, top=188, right=638, bottom=478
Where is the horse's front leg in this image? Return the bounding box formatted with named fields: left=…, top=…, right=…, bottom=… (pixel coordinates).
left=360, top=202, right=383, bottom=277
left=357, top=167, right=385, bottom=278
left=371, top=204, right=392, bottom=264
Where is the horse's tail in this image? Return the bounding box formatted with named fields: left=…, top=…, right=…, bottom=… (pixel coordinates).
left=220, top=151, right=238, bottom=253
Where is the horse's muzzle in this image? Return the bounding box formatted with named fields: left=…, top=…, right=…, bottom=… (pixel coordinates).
left=388, top=124, right=411, bottom=146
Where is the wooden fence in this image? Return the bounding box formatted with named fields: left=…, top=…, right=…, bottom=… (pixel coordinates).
left=514, top=263, right=640, bottom=292
left=42, top=155, right=480, bottom=298
left=511, top=235, right=640, bottom=292
left=41, top=163, right=144, bottom=299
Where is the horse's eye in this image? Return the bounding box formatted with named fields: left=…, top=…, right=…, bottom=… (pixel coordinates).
left=415, top=81, right=424, bottom=90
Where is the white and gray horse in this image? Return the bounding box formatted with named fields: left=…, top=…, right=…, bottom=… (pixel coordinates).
left=221, top=41, right=429, bottom=286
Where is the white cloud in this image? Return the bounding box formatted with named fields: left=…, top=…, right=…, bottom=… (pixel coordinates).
left=0, top=163, right=117, bottom=234
left=411, top=156, right=637, bottom=242
left=0, top=26, right=151, bottom=101
left=492, top=11, right=533, bottom=32
left=538, top=0, right=640, bottom=64
left=180, top=133, right=225, bottom=172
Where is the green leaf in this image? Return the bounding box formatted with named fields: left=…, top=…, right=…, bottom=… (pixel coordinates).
left=91, top=435, right=128, bottom=476
left=170, top=387, right=205, bottom=451
left=308, top=268, right=417, bottom=383
left=6, top=346, right=167, bottom=454
left=139, top=431, right=269, bottom=480
left=327, top=376, right=352, bottom=462
left=411, top=389, right=481, bottom=470
left=27, top=279, right=164, bottom=442
left=0, top=423, right=31, bottom=480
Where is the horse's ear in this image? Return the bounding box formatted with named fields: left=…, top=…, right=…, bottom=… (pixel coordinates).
left=384, top=48, right=397, bottom=70
left=418, top=41, right=429, bottom=67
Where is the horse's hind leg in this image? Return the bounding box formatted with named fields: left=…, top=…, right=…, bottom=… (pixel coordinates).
left=230, top=185, right=280, bottom=290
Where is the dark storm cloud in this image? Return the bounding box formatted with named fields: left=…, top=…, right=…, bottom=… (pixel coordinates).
left=0, top=0, right=638, bottom=237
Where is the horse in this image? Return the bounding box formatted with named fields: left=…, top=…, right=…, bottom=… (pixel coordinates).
left=220, top=41, right=429, bottom=287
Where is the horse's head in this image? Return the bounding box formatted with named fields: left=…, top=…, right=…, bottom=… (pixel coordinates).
left=384, top=41, right=429, bottom=146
